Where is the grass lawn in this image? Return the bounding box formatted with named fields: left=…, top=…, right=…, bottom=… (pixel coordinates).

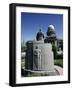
left=54, top=59, right=63, bottom=68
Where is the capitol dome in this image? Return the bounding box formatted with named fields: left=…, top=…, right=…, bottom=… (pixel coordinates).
left=47, top=24, right=56, bottom=36
left=48, top=25, right=55, bottom=31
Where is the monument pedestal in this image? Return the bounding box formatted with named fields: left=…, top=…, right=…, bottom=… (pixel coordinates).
left=27, top=70, right=56, bottom=76
left=22, top=66, right=61, bottom=77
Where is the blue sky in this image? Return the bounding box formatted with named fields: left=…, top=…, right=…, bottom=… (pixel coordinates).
left=21, top=12, right=63, bottom=42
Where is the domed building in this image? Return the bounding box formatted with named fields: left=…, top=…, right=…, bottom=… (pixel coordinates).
left=47, top=25, right=56, bottom=38
left=44, top=25, right=57, bottom=47
left=44, top=24, right=63, bottom=59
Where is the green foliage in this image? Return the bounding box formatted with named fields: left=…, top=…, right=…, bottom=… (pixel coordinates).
left=52, top=44, right=57, bottom=59
left=21, top=46, right=27, bottom=52
left=59, top=40, right=63, bottom=50
left=52, top=42, right=63, bottom=59
left=21, top=41, right=27, bottom=52
left=58, top=40, right=63, bottom=51
left=54, top=59, right=63, bottom=67
left=56, top=54, right=63, bottom=59
left=21, top=61, right=25, bottom=68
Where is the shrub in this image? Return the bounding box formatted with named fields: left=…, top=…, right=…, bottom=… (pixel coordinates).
left=54, top=59, right=63, bottom=67
left=56, top=54, right=63, bottom=59
left=52, top=44, right=57, bottom=59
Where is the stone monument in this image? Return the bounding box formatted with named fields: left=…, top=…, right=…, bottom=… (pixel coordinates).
left=25, top=29, right=56, bottom=76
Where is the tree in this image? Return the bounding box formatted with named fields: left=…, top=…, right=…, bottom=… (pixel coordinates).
left=52, top=43, right=57, bottom=59
left=21, top=40, right=27, bottom=52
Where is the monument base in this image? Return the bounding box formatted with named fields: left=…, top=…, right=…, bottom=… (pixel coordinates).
left=21, top=65, right=63, bottom=77
left=25, top=69, right=56, bottom=76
